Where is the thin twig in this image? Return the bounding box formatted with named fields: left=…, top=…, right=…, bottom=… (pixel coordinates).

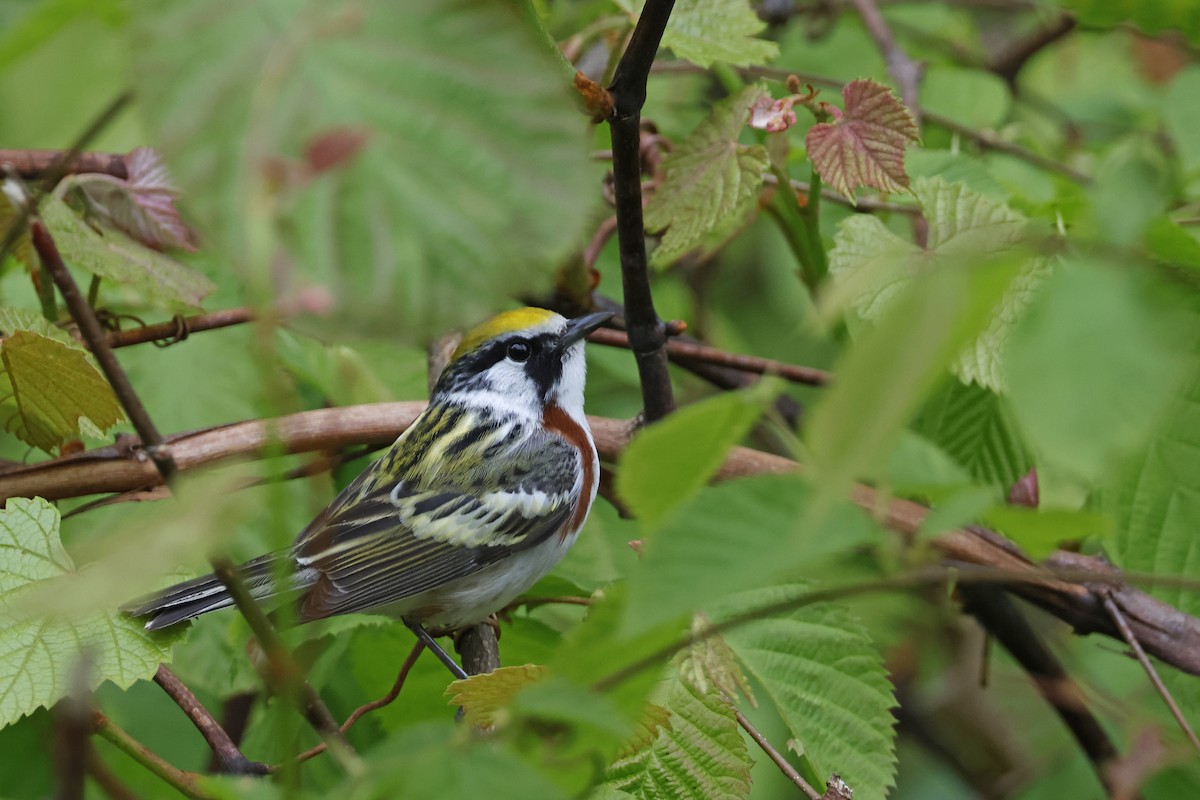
left=507, top=595, right=593, bottom=611
left=285, top=640, right=425, bottom=768
left=607, top=0, right=676, bottom=422
left=848, top=0, right=924, bottom=126
left=588, top=327, right=831, bottom=386
left=153, top=665, right=266, bottom=775
left=959, top=585, right=1121, bottom=797
left=1101, top=592, right=1200, bottom=754
left=92, top=712, right=211, bottom=800
left=209, top=558, right=359, bottom=770
left=0, top=149, right=128, bottom=181
left=31, top=219, right=177, bottom=481
left=103, top=307, right=255, bottom=348
left=733, top=705, right=821, bottom=798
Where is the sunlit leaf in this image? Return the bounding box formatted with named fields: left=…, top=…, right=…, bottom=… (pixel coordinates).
left=40, top=195, right=214, bottom=311
left=806, top=79, right=919, bottom=202
left=0, top=499, right=182, bottom=728
left=658, top=0, right=779, bottom=68
left=644, top=86, right=770, bottom=268
left=447, top=664, right=548, bottom=727
left=0, top=329, right=123, bottom=452
left=709, top=584, right=897, bottom=798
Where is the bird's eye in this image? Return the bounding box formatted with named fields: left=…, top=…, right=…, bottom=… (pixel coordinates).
left=506, top=340, right=532, bottom=362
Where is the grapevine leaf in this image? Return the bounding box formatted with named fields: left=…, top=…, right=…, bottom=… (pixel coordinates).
left=64, top=147, right=197, bottom=252
left=40, top=196, right=214, bottom=311
left=607, top=669, right=753, bottom=800
left=0, top=499, right=182, bottom=728
left=0, top=329, right=123, bottom=452
left=644, top=86, right=770, bottom=268
left=709, top=584, right=897, bottom=798
left=806, top=79, right=919, bottom=202
left=659, top=0, right=779, bottom=68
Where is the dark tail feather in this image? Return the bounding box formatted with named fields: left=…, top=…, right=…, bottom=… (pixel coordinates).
left=123, top=552, right=305, bottom=631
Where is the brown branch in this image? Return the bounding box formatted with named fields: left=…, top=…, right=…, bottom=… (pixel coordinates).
left=286, top=639, right=424, bottom=768
left=456, top=623, right=502, bottom=676
left=958, top=585, right=1122, bottom=797
left=1101, top=592, right=1200, bottom=754
left=733, top=705, right=820, bottom=798
left=103, top=307, right=255, bottom=349
left=153, top=665, right=266, bottom=775
left=589, top=327, right=831, bottom=386
left=4, top=404, right=1200, bottom=677
left=607, top=0, right=676, bottom=422
left=848, top=0, right=924, bottom=127
left=0, top=149, right=128, bottom=181
left=988, top=14, right=1077, bottom=87
left=92, top=712, right=210, bottom=800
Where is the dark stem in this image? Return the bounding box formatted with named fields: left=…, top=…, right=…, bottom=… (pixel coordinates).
left=31, top=219, right=177, bottom=481
left=206, top=692, right=258, bottom=774
left=958, top=585, right=1122, bottom=797
left=153, top=665, right=267, bottom=775
left=105, top=307, right=255, bottom=349
left=606, top=0, right=676, bottom=422
left=208, top=558, right=357, bottom=766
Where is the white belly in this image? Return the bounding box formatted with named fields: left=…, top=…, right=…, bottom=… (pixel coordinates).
left=374, top=529, right=580, bottom=630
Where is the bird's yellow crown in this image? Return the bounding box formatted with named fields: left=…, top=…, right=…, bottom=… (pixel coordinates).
left=451, top=307, right=559, bottom=362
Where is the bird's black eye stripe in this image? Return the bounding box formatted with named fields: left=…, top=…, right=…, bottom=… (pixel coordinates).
left=506, top=339, right=532, bottom=362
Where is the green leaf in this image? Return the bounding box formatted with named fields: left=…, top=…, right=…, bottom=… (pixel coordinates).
left=1006, top=260, right=1188, bottom=483
left=0, top=329, right=123, bottom=452
left=811, top=231, right=1025, bottom=515
left=625, top=475, right=879, bottom=634
left=616, top=381, right=779, bottom=532
left=920, top=66, right=1010, bottom=129
left=659, top=0, right=779, bottom=68
left=980, top=506, right=1114, bottom=559
left=1164, top=67, right=1200, bottom=175
left=710, top=585, right=897, bottom=798
left=0, top=498, right=181, bottom=728
left=914, top=379, right=1032, bottom=491
left=644, top=86, right=770, bottom=268
left=607, top=669, right=753, bottom=800
left=129, top=0, right=594, bottom=337
left=806, top=79, right=920, bottom=202
left=826, top=177, right=1048, bottom=392
left=40, top=195, right=214, bottom=311
left=1055, top=0, right=1200, bottom=45
left=1100, top=306, right=1200, bottom=614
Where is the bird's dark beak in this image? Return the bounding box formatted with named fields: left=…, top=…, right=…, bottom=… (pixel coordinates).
left=559, top=311, right=614, bottom=349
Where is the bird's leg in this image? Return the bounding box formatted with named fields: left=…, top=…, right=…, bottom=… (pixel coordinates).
left=406, top=621, right=468, bottom=680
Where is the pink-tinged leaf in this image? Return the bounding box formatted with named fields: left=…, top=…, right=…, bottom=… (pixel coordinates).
left=67, top=148, right=197, bottom=252
left=1008, top=467, right=1039, bottom=508
left=306, top=126, right=371, bottom=174
left=748, top=95, right=797, bottom=133
left=806, top=79, right=919, bottom=203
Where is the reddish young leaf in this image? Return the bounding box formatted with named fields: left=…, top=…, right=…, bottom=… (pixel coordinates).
left=806, top=80, right=919, bottom=203
left=67, top=147, right=197, bottom=252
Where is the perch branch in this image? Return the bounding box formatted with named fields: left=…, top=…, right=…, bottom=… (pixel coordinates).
left=734, top=706, right=821, bottom=798
left=153, top=665, right=266, bottom=775
left=4, top=405, right=1200, bottom=677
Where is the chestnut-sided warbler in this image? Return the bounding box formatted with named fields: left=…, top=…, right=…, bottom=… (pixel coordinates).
left=127, top=308, right=611, bottom=645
